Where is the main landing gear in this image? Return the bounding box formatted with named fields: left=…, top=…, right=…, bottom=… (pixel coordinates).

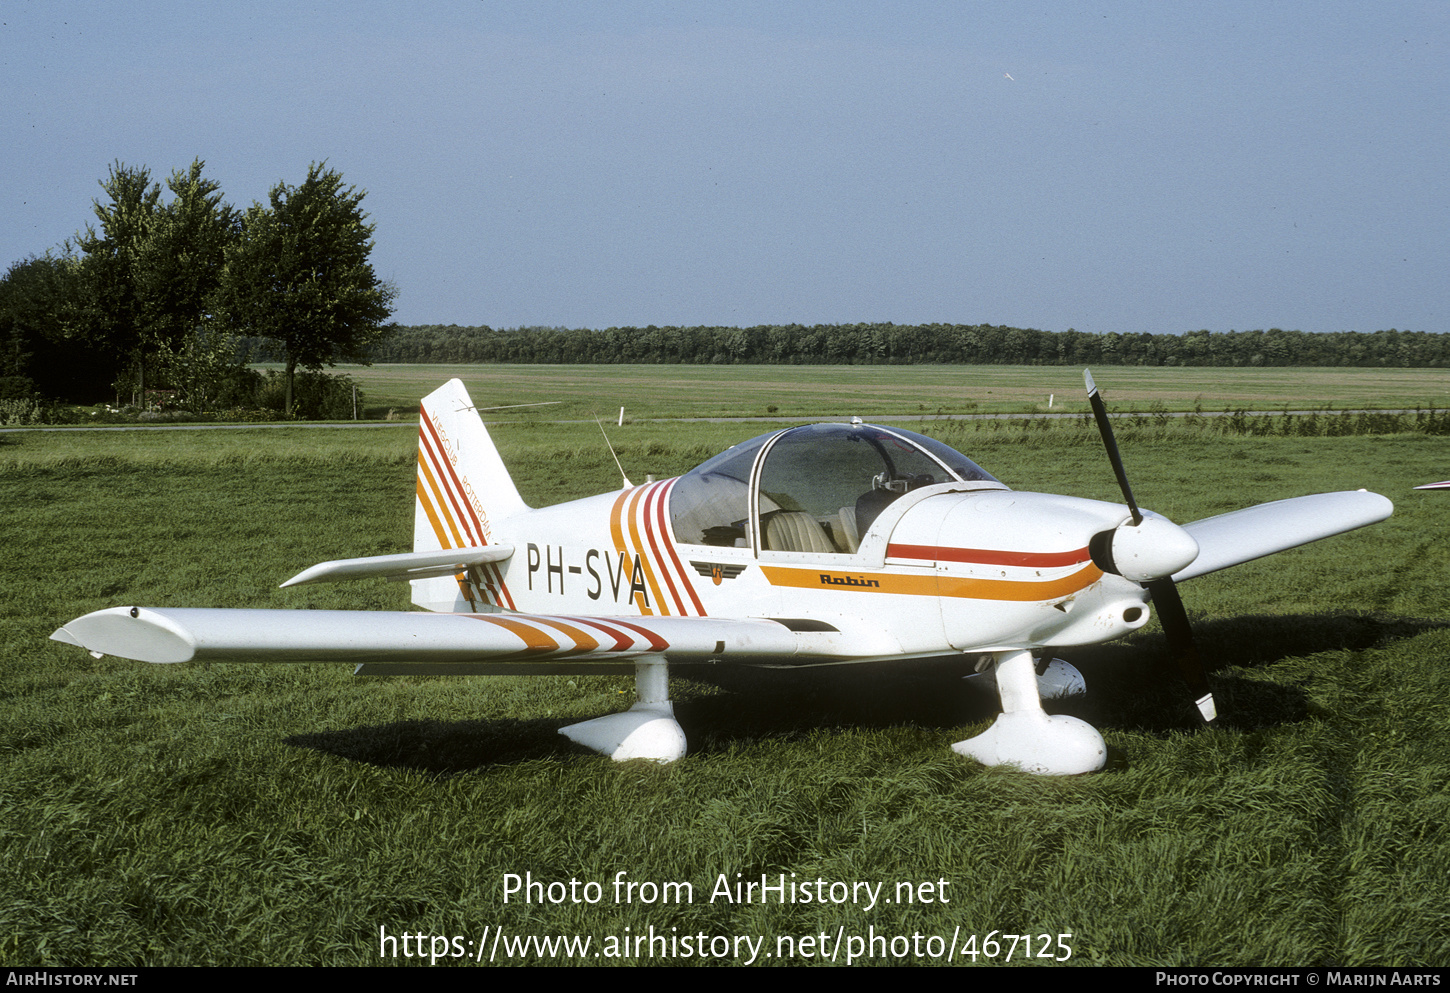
left=559, top=648, right=1106, bottom=775
left=559, top=656, right=687, bottom=763
left=953, top=649, right=1106, bottom=775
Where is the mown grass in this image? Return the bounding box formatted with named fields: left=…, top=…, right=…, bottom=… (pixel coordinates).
left=2, top=418, right=1448, bottom=966
left=315, top=362, right=1450, bottom=420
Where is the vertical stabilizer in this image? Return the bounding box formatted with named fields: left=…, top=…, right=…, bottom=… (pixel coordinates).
left=413, top=379, right=528, bottom=611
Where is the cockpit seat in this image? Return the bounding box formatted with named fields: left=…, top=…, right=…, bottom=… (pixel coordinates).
left=855, top=487, right=900, bottom=536
left=836, top=507, right=861, bottom=553
left=763, top=511, right=838, bottom=554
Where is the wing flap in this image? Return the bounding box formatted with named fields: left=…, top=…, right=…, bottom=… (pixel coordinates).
left=1173, top=490, right=1392, bottom=582
left=51, top=607, right=804, bottom=666
left=279, top=545, right=514, bottom=587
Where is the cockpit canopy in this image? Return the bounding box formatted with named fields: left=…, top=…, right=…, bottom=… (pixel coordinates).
left=668, top=422, right=1001, bottom=554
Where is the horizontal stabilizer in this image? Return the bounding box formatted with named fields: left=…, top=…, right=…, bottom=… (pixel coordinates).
left=51, top=607, right=804, bottom=666
left=1174, top=490, right=1392, bottom=582
left=280, top=545, right=514, bottom=587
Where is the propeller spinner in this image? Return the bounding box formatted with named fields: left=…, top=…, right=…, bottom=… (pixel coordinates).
left=1084, top=370, right=1216, bottom=723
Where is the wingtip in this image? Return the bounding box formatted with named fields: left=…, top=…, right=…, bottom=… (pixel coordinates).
left=50, top=622, right=107, bottom=659
left=49, top=607, right=196, bottom=664
left=49, top=625, right=83, bottom=648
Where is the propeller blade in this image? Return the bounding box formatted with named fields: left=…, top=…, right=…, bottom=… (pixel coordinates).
left=1145, top=578, right=1216, bottom=723
left=1084, top=369, right=1215, bottom=723
left=1083, top=369, right=1141, bottom=525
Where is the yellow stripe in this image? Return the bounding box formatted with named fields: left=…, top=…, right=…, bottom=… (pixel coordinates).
left=417, top=476, right=482, bottom=605
left=530, top=618, right=600, bottom=654
left=478, top=615, right=559, bottom=654
left=636, top=485, right=673, bottom=614
left=760, top=563, right=1103, bottom=602
left=418, top=455, right=465, bottom=548
left=609, top=490, right=630, bottom=556
left=623, top=486, right=664, bottom=616
left=416, top=476, right=453, bottom=549
left=939, top=564, right=1103, bottom=601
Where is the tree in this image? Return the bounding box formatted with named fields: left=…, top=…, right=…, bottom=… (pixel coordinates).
left=135, top=160, right=237, bottom=358
left=71, top=159, right=237, bottom=403
left=0, top=249, right=98, bottom=400
left=73, top=161, right=161, bottom=395
left=217, top=162, right=395, bottom=414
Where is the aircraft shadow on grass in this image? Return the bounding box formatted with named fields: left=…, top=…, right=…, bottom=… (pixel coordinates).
left=284, top=658, right=991, bottom=776
left=1072, top=610, right=1448, bottom=736
left=285, top=611, right=1443, bottom=775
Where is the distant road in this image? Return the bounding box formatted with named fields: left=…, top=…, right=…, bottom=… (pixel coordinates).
left=0, top=409, right=1422, bottom=433
left=1, top=421, right=417, bottom=433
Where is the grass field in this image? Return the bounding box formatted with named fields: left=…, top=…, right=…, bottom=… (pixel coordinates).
left=303, top=362, right=1450, bottom=421
left=3, top=394, right=1449, bottom=966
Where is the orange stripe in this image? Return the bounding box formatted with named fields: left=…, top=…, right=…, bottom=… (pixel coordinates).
left=481, top=562, right=514, bottom=610
left=654, top=478, right=705, bottom=615
left=415, top=475, right=484, bottom=607
left=472, top=615, right=559, bottom=654
left=416, top=477, right=451, bottom=548
left=760, top=563, right=1103, bottom=602
left=530, top=617, right=600, bottom=654
left=608, top=489, right=642, bottom=611
left=939, top=564, right=1103, bottom=601
left=565, top=617, right=636, bottom=652
left=623, top=485, right=663, bottom=615
left=606, top=618, right=671, bottom=652
left=418, top=455, right=465, bottom=548
left=422, top=421, right=488, bottom=547
left=609, top=489, right=631, bottom=556
left=640, top=482, right=687, bottom=615
left=419, top=410, right=514, bottom=609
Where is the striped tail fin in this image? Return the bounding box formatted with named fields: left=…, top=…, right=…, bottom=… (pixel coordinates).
left=412, top=379, right=527, bottom=612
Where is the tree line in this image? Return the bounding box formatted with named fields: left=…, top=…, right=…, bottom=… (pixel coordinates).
left=349, top=322, right=1448, bottom=368
left=7, top=158, right=1441, bottom=418
left=1, top=159, right=394, bottom=414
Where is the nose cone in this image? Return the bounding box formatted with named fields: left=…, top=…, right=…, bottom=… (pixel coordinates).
left=1105, top=516, right=1200, bottom=583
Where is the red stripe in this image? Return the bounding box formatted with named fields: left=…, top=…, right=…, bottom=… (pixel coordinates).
left=530, top=617, right=600, bottom=655
left=605, top=618, right=671, bottom=653
left=420, top=407, right=516, bottom=609
left=887, top=543, right=1091, bottom=568
left=468, top=614, right=558, bottom=654
left=654, top=478, right=706, bottom=615
left=481, top=562, right=514, bottom=610
left=562, top=617, right=639, bottom=653
left=420, top=416, right=484, bottom=546
left=640, top=482, right=687, bottom=615
left=620, top=485, right=657, bottom=615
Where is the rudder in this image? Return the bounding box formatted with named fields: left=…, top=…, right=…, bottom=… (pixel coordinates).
left=413, top=379, right=527, bottom=611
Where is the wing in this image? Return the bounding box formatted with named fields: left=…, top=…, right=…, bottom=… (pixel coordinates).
left=1173, top=490, right=1392, bottom=582
left=49, top=606, right=868, bottom=674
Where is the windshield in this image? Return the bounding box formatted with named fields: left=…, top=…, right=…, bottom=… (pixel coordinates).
left=668, top=422, right=999, bottom=552
left=666, top=433, right=772, bottom=547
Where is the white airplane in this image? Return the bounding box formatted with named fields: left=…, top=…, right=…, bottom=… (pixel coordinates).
left=52, top=376, right=1393, bottom=775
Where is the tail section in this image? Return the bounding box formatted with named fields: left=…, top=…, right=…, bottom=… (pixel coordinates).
left=413, top=379, right=528, bottom=612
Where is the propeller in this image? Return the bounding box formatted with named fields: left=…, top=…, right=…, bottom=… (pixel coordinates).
left=1083, top=370, right=1216, bottom=723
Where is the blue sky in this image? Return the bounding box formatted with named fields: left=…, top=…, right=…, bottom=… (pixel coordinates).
left=3, top=1, right=1446, bottom=334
